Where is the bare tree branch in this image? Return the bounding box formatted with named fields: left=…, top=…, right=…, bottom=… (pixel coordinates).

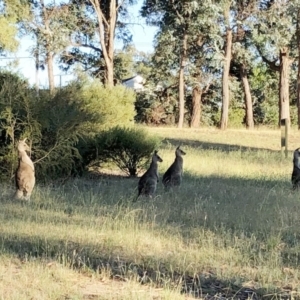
left=33, top=142, right=59, bottom=164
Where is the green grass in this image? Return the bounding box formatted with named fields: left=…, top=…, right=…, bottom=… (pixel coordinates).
left=1, top=127, right=300, bottom=299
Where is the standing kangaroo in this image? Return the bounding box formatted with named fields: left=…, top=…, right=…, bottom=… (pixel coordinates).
left=162, top=146, right=186, bottom=189
left=292, top=148, right=300, bottom=190
left=14, top=138, right=35, bottom=201
left=136, top=150, right=163, bottom=200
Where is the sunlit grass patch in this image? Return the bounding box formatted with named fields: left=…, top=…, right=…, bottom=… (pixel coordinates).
left=0, top=255, right=83, bottom=300
left=0, top=254, right=192, bottom=300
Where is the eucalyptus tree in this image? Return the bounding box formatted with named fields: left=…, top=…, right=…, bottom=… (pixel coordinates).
left=0, top=0, right=30, bottom=53
left=289, top=1, right=300, bottom=128
left=219, top=0, right=232, bottom=129
left=252, top=0, right=295, bottom=127
left=141, top=0, right=222, bottom=128
left=114, top=45, right=152, bottom=81
left=22, top=0, right=73, bottom=94
left=187, top=28, right=220, bottom=128
left=59, top=0, right=135, bottom=86
left=219, top=0, right=258, bottom=129
left=230, top=0, right=258, bottom=129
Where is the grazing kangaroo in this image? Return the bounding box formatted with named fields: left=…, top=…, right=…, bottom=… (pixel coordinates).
left=292, top=148, right=300, bottom=190
left=162, top=146, right=186, bottom=189
left=136, top=150, right=163, bottom=200
left=14, top=138, right=35, bottom=201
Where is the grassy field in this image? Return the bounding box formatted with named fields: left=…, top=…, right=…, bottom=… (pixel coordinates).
left=1, top=127, right=300, bottom=299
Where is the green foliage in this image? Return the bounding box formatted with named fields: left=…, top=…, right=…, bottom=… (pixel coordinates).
left=0, top=0, right=30, bottom=52
left=0, top=72, right=137, bottom=181
left=32, top=84, right=94, bottom=179
left=0, top=79, right=97, bottom=181
left=95, top=126, right=161, bottom=176
left=227, top=78, right=245, bottom=128
left=258, top=101, right=278, bottom=126
left=57, top=0, right=134, bottom=83
left=34, top=81, right=136, bottom=179
left=202, top=104, right=220, bottom=127
left=33, top=81, right=136, bottom=179
left=140, top=0, right=222, bottom=128
left=0, top=71, right=39, bottom=180
left=135, top=90, right=177, bottom=125
left=250, top=65, right=279, bottom=126
left=290, top=105, right=298, bottom=126
left=79, top=81, right=136, bottom=130
left=114, top=45, right=152, bottom=82
left=70, top=136, right=100, bottom=176
left=228, top=108, right=245, bottom=128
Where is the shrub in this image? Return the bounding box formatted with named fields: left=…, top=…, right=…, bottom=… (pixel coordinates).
left=0, top=71, right=40, bottom=180
left=0, top=73, right=137, bottom=181
left=71, top=136, right=100, bottom=176
left=135, top=90, right=178, bottom=125
left=94, top=126, right=161, bottom=176
left=79, top=80, right=136, bottom=130
left=228, top=108, right=245, bottom=128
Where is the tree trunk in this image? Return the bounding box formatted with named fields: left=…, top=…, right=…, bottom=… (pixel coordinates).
left=178, top=30, right=188, bottom=128
left=91, top=0, right=116, bottom=86
left=105, top=0, right=115, bottom=86
left=105, top=58, right=114, bottom=86
left=220, top=27, right=232, bottom=130
left=46, top=50, right=55, bottom=95
left=35, top=44, right=40, bottom=96
left=40, top=0, right=55, bottom=94
left=279, top=47, right=290, bottom=127
left=297, top=9, right=300, bottom=129
left=190, top=85, right=202, bottom=128
left=240, top=64, right=254, bottom=129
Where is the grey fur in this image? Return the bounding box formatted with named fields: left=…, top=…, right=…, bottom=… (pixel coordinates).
left=292, top=148, right=300, bottom=190
left=14, top=138, right=35, bottom=201
left=136, top=150, right=163, bottom=200
left=162, top=146, right=186, bottom=188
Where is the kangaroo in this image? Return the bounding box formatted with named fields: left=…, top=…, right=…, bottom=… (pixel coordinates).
left=14, top=138, right=35, bottom=201
left=136, top=150, right=163, bottom=200
left=162, top=146, right=186, bottom=189
left=292, top=148, right=300, bottom=190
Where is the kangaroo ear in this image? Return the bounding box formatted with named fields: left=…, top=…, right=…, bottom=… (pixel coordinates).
left=23, top=138, right=27, bottom=142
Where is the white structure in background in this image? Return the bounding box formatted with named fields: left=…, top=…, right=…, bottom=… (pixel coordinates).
left=122, top=75, right=145, bottom=92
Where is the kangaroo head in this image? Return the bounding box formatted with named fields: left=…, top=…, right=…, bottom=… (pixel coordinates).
left=153, top=150, right=163, bottom=163
left=17, top=138, right=31, bottom=153
left=294, top=148, right=300, bottom=168
left=176, top=146, right=186, bottom=157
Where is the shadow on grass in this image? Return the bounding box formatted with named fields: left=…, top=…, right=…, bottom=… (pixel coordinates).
left=0, top=231, right=290, bottom=300
left=4, top=169, right=295, bottom=237
left=6, top=170, right=294, bottom=239
left=162, top=137, right=291, bottom=155
left=1, top=170, right=298, bottom=299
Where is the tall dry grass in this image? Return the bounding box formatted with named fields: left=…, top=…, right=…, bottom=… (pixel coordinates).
left=1, top=127, right=300, bottom=299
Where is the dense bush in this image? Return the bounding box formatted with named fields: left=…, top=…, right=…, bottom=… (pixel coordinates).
left=0, top=72, right=137, bottom=181
left=79, top=81, right=136, bottom=130
left=0, top=71, right=39, bottom=180
left=135, top=90, right=178, bottom=125
left=250, top=65, right=279, bottom=126
left=32, top=84, right=94, bottom=179
left=93, top=126, right=161, bottom=176
left=71, top=136, right=100, bottom=176
left=228, top=108, right=245, bottom=128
